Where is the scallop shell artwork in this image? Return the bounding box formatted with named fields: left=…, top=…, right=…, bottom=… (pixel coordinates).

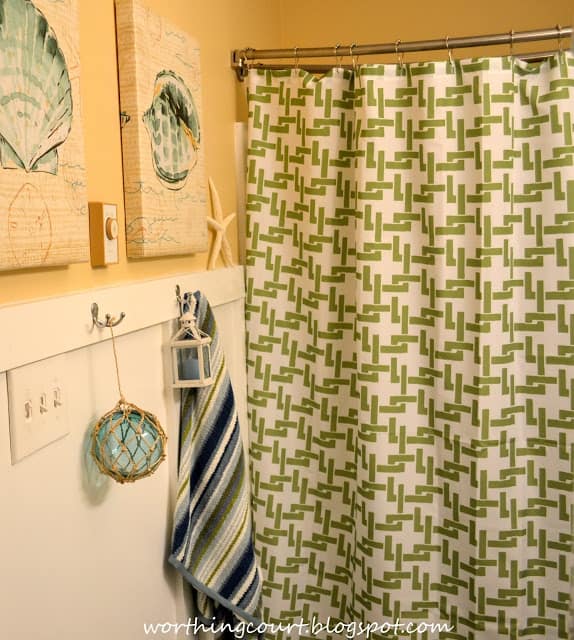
left=115, top=0, right=208, bottom=258
left=143, top=70, right=200, bottom=190
left=0, top=0, right=73, bottom=175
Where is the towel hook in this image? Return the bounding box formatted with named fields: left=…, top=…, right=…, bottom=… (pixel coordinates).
left=91, top=303, right=126, bottom=329
left=175, top=284, right=185, bottom=315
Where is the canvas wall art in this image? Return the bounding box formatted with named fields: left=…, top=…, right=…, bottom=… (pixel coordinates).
left=115, top=0, right=208, bottom=258
left=0, top=0, right=89, bottom=271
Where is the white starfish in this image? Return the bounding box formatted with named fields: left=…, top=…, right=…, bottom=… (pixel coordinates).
left=207, top=177, right=236, bottom=270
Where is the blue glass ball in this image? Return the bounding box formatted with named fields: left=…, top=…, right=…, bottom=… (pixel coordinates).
left=92, top=401, right=166, bottom=483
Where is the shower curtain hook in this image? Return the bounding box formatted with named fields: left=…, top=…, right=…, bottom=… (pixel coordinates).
left=293, top=46, right=300, bottom=70
left=556, top=24, right=564, bottom=53
left=242, top=49, right=252, bottom=75
left=445, top=35, right=454, bottom=67
left=509, top=29, right=515, bottom=58
left=395, top=40, right=404, bottom=69
left=349, top=43, right=359, bottom=74
left=334, top=43, right=343, bottom=68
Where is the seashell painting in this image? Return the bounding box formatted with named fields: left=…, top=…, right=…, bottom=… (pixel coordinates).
left=0, top=0, right=73, bottom=175
left=115, top=0, right=208, bottom=258
left=0, top=0, right=89, bottom=272
left=143, top=70, right=200, bottom=190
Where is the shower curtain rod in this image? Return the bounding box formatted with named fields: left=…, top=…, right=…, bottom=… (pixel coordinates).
left=231, top=25, right=572, bottom=80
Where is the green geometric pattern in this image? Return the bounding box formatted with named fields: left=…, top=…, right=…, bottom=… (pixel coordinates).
left=245, top=54, right=574, bottom=639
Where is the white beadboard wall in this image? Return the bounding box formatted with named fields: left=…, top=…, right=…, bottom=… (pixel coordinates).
left=0, top=266, right=247, bottom=640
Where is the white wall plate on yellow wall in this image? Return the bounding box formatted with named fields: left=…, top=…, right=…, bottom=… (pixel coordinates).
left=89, top=202, right=119, bottom=266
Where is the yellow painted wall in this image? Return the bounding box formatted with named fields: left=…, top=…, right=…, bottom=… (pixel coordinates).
left=278, top=0, right=573, bottom=60
left=0, top=0, right=281, bottom=305
left=1, top=0, right=572, bottom=305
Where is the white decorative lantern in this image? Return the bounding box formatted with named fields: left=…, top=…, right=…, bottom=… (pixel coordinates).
left=171, top=307, right=213, bottom=388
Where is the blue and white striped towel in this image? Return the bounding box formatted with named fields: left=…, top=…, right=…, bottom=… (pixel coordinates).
left=169, top=291, right=262, bottom=629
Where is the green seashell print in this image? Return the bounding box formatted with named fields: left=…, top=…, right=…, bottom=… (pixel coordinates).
left=143, top=70, right=200, bottom=190
left=0, top=0, right=72, bottom=175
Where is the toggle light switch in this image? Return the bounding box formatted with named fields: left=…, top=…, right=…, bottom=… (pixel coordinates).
left=53, top=387, right=63, bottom=408
left=7, top=352, right=72, bottom=463
left=89, top=202, right=120, bottom=266
left=39, top=393, right=48, bottom=414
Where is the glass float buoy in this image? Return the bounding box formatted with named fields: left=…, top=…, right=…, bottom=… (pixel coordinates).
left=92, top=400, right=166, bottom=484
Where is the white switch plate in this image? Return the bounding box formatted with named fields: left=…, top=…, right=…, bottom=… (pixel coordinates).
left=102, top=203, right=119, bottom=264
left=7, top=352, right=72, bottom=463
left=89, top=202, right=119, bottom=266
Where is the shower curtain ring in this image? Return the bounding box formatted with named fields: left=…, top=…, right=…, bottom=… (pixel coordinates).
left=509, top=29, right=515, bottom=57
left=556, top=24, right=564, bottom=53
left=237, top=49, right=250, bottom=79
left=395, top=40, right=404, bottom=69
left=293, top=46, right=299, bottom=70
left=445, top=35, right=454, bottom=66
left=349, top=43, right=358, bottom=72
left=334, top=43, right=343, bottom=67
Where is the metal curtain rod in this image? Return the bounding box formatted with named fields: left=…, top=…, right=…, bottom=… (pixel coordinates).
left=231, top=25, right=572, bottom=80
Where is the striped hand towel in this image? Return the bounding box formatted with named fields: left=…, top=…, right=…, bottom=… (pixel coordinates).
left=169, top=291, right=262, bottom=629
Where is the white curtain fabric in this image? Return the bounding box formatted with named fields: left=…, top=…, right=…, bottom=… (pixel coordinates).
left=245, top=54, right=574, bottom=639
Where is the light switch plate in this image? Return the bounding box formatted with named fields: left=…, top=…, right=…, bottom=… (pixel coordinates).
left=7, top=352, right=72, bottom=463
left=89, top=202, right=119, bottom=266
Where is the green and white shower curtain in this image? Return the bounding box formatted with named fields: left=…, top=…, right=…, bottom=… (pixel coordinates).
left=245, top=54, right=574, bottom=639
